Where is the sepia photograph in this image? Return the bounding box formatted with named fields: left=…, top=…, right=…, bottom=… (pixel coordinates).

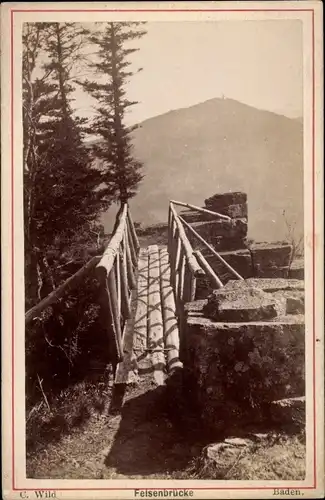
left=1, top=2, right=324, bottom=499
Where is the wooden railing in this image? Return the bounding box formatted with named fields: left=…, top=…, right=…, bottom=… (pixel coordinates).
left=168, top=200, right=244, bottom=311
left=96, top=203, right=140, bottom=362
left=178, top=214, right=244, bottom=281
left=168, top=202, right=203, bottom=309
left=25, top=255, right=101, bottom=325
left=25, top=203, right=140, bottom=364
left=167, top=199, right=245, bottom=360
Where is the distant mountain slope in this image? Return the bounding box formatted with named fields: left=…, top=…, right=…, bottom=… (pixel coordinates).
left=102, top=98, right=303, bottom=242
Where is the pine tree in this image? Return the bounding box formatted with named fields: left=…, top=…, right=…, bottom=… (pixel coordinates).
left=23, top=23, right=110, bottom=305
left=79, top=22, right=146, bottom=204
left=34, top=23, right=108, bottom=246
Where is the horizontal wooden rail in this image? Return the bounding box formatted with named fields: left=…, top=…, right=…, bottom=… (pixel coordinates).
left=178, top=214, right=244, bottom=281
left=26, top=202, right=140, bottom=372
left=170, top=199, right=231, bottom=221
left=25, top=255, right=101, bottom=325
left=169, top=203, right=204, bottom=278
left=96, top=203, right=128, bottom=277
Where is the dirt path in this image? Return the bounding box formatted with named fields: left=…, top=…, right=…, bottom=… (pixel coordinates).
left=27, top=373, right=204, bottom=480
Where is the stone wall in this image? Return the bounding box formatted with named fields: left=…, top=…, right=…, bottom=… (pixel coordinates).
left=184, top=278, right=305, bottom=435
left=178, top=191, right=304, bottom=297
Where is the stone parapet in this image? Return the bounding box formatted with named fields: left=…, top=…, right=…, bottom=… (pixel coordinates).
left=183, top=276, right=305, bottom=434
left=185, top=313, right=305, bottom=433
left=249, top=242, right=292, bottom=278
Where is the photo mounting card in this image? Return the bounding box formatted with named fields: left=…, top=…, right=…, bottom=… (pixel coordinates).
left=1, top=1, right=324, bottom=499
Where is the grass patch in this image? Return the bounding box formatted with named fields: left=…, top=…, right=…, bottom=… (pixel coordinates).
left=179, top=431, right=305, bottom=480
left=26, top=369, right=113, bottom=456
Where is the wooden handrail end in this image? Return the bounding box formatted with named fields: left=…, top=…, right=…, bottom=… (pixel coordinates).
left=95, top=265, right=108, bottom=283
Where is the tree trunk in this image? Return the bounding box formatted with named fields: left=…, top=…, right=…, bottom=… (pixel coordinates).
left=110, top=23, right=128, bottom=203
left=55, top=23, right=70, bottom=131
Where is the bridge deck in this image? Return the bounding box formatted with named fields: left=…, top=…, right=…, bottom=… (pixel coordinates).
left=115, top=244, right=182, bottom=386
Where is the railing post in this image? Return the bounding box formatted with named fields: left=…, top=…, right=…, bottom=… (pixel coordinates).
left=120, top=235, right=132, bottom=320
left=107, top=265, right=123, bottom=362
left=125, top=227, right=136, bottom=290
left=115, top=251, right=121, bottom=316
left=176, top=247, right=185, bottom=313
left=127, top=209, right=140, bottom=254
left=168, top=205, right=172, bottom=255
left=178, top=260, right=192, bottom=364
left=173, top=233, right=181, bottom=291
left=96, top=267, right=123, bottom=364
left=170, top=226, right=178, bottom=288
left=127, top=217, right=138, bottom=268
left=190, top=275, right=197, bottom=301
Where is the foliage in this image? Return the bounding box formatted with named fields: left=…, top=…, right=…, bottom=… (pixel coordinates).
left=78, top=22, right=146, bottom=203
left=23, top=22, right=111, bottom=306
left=282, top=210, right=304, bottom=267
left=23, top=23, right=146, bottom=454
left=26, top=276, right=101, bottom=401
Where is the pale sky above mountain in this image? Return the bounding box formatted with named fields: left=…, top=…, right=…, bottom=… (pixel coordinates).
left=72, top=19, right=303, bottom=125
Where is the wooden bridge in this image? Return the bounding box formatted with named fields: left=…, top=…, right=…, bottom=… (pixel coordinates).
left=25, top=200, right=243, bottom=388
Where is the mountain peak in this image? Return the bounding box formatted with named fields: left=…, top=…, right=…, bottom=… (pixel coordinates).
left=102, top=98, right=303, bottom=242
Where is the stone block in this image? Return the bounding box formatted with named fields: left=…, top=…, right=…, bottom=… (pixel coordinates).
left=194, top=248, right=252, bottom=298
left=271, top=290, right=304, bottom=316
left=213, top=236, right=248, bottom=252
left=231, top=218, right=248, bottom=239
left=203, top=287, right=285, bottom=322
left=227, top=203, right=248, bottom=218
left=186, top=315, right=305, bottom=433
left=186, top=219, right=248, bottom=248
left=250, top=243, right=292, bottom=273
left=189, top=220, right=228, bottom=240
left=195, top=277, right=215, bottom=300
left=179, top=209, right=215, bottom=224
left=205, top=192, right=247, bottom=210
left=205, top=202, right=248, bottom=219
left=286, top=296, right=305, bottom=315
left=225, top=278, right=304, bottom=293
left=255, top=265, right=289, bottom=279
left=289, top=259, right=304, bottom=280
left=203, top=249, right=253, bottom=281
left=184, top=299, right=207, bottom=315
left=270, top=397, right=305, bottom=427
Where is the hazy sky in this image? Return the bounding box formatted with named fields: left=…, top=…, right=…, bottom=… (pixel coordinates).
left=73, top=19, right=303, bottom=125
